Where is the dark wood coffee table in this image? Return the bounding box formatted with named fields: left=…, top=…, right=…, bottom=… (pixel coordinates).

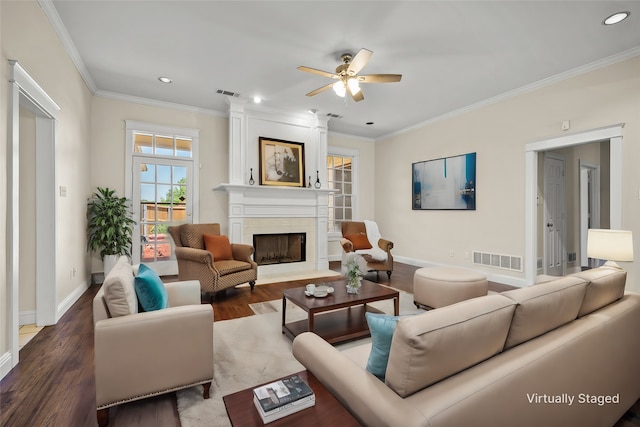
left=223, top=370, right=362, bottom=426
left=282, top=279, right=399, bottom=344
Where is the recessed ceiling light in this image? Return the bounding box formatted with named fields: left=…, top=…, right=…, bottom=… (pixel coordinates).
left=603, top=11, right=630, bottom=25
left=158, top=76, right=173, bottom=83
left=253, top=96, right=262, bottom=104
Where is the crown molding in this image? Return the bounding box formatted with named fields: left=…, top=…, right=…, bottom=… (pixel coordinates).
left=95, top=90, right=227, bottom=117
left=379, top=46, right=640, bottom=142
left=38, top=0, right=97, bottom=94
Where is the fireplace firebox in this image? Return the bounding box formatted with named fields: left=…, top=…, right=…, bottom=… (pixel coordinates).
left=253, top=232, right=306, bottom=266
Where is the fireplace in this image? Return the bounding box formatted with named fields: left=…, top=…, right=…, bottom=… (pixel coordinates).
left=253, top=232, right=306, bottom=266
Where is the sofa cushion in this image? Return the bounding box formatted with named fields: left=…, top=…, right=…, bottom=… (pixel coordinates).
left=385, top=294, right=516, bottom=397
left=569, top=268, right=627, bottom=317
left=134, top=264, right=168, bottom=312
left=102, top=256, right=138, bottom=317
left=345, top=232, right=372, bottom=250
left=215, top=259, right=252, bottom=275
left=501, top=276, right=587, bottom=349
left=203, top=234, right=234, bottom=261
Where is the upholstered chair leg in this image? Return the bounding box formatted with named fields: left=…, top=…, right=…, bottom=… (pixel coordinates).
left=249, top=281, right=256, bottom=291
left=203, top=382, right=211, bottom=399
left=387, top=271, right=392, bottom=279
left=97, top=408, right=109, bottom=427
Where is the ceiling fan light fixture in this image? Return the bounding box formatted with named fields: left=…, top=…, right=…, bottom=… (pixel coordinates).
left=347, top=77, right=360, bottom=95
left=333, top=80, right=346, bottom=97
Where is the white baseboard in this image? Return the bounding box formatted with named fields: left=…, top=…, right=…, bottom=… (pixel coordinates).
left=394, top=255, right=528, bottom=288
left=19, top=310, right=36, bottom=326
left=57, top=280, right=89, bottom=322
left=0, top=351, right=14, bottom=381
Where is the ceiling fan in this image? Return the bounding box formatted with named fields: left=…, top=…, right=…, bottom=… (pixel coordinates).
left=297, top=48, right=402, bottom=102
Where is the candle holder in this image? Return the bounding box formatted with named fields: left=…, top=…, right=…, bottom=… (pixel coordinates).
left=249, top=168, right=255, bottom=185
left=315, top=170, right=321, bottom=188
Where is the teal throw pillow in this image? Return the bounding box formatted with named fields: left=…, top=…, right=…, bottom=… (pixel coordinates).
left=365, top=312, right=401, bottom=381
left=134, top=264, right=168, bottom=312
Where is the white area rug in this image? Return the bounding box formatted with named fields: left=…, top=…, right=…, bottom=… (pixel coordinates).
left=176, top=288, right=422, bottom=427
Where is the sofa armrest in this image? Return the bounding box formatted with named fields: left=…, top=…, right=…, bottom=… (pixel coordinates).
left=230, top=243, right=257, bottom=265
left=340, top=238, right=355, bottom=253
left=378, top=238, right=394, bottom=252
left=175, top=246, right=213, bottom=264
left=292, top=332, right=424, bottom=427
left=165, top=280, right=201, bottom=306
left=95, top=304, right=214, bottom=408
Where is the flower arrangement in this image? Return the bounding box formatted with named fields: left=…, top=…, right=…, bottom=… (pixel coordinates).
left=344, top=252, right=365, bottom=294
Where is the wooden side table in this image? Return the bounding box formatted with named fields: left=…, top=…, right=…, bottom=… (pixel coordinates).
left=223, top=370, right=362, bottom=426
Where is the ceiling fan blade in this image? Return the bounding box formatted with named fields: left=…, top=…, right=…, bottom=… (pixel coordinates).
left=305, top=82, right=334, bottom=97
left=297, top=66, right=337, bottom=79
left=359, top=74, right=402, bottom=83
left=348, top=86, right=364, bottom=102
left=347, top=48, right=372, bottom=74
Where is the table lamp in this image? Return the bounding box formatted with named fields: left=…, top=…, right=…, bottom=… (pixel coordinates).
left=587, top=229, right=634, bottom=270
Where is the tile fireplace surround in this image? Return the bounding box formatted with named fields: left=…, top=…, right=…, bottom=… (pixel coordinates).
left=215, top=184, right=332, bottom=277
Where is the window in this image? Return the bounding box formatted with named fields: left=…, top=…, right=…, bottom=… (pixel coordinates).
left=327, top=148, right=358, bottom=233
left=126, top=121, right=199, bottom=275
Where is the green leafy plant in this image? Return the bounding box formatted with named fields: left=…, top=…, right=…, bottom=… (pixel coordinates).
left=87, top=187, right=136, bottom=259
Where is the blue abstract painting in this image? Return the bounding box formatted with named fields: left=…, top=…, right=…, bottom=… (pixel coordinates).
left=412, top=152, right=476, bottom=210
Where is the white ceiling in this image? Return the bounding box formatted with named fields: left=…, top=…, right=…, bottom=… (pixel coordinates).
left=46, top=1, right=640, bottom=139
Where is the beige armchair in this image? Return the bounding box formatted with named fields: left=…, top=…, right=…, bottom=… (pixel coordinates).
left=168, top=223, right=257, bottom=299
left=93, top=258, right=213, bottom=427
left=341, top=221, right=394, bottom=280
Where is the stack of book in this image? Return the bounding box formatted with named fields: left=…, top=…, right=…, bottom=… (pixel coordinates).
left=253, top=374, right=315, bottom=423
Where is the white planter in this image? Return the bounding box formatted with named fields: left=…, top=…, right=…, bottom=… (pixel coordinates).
left=103, top=254, right=120, bottom=277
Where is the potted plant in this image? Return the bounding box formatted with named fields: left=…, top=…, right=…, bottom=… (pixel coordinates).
left=87, top=187, right=136, bottom=275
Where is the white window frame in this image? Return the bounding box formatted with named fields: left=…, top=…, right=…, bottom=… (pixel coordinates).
left=125, top=120, right=200, bottom=262
left=327, top=146, right=359, bottom=238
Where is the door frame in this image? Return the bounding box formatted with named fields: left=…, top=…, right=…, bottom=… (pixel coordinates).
left=525, top=124, right=623, bottom=285
left=542, top=153, right=566, bottom=276
left=5, top=61, right=60, bottom=378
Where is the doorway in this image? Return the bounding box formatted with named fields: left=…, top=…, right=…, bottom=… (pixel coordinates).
left=524, top=124, right=623, bottom=285
left=6, top=61, right=60, bottom=376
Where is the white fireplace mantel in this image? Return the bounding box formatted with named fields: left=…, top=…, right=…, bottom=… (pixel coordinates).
left=214, top=184, right=332, bottom=273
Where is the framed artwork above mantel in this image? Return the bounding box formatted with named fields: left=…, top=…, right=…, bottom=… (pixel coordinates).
left=259, top=137, right=305, bottom=187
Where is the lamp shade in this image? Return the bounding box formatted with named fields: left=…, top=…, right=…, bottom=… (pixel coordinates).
left=587, top=229, right=634, bottom=262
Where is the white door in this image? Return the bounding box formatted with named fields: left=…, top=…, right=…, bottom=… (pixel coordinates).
left=543, top=154, right=566, bottom=276
left=132, top=157, right=193, bottom=275
left=579, top=162, right=601, bottom=267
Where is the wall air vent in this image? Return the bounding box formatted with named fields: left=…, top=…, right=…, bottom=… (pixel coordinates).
left=216, top=89, right=240, bottom=97
left=472, top=251, right=523, bottom=272
left=326, top=113, right=343, bottom=119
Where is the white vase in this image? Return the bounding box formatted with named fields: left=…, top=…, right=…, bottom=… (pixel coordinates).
left=103, top=254, right=120, bottom=277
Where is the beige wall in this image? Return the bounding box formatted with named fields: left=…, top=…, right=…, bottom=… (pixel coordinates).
left=1, top=1, right=92, bottom=362
left=375, top=56, right=640, bottom=290
left=90, top=97, right=229, bottom=271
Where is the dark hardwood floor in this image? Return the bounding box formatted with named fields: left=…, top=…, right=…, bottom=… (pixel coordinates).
left=0, top=262, right=511, bottom=427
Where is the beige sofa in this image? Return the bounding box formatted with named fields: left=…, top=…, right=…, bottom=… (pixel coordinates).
left=293, top=268, right=640, bottom=427
left=93, top=257, right=213, bottom=427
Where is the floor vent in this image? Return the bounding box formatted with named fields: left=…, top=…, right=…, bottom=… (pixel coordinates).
left=473, top=251, right=523, bottom=272
left=216, top=89, right=240, bottom=97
